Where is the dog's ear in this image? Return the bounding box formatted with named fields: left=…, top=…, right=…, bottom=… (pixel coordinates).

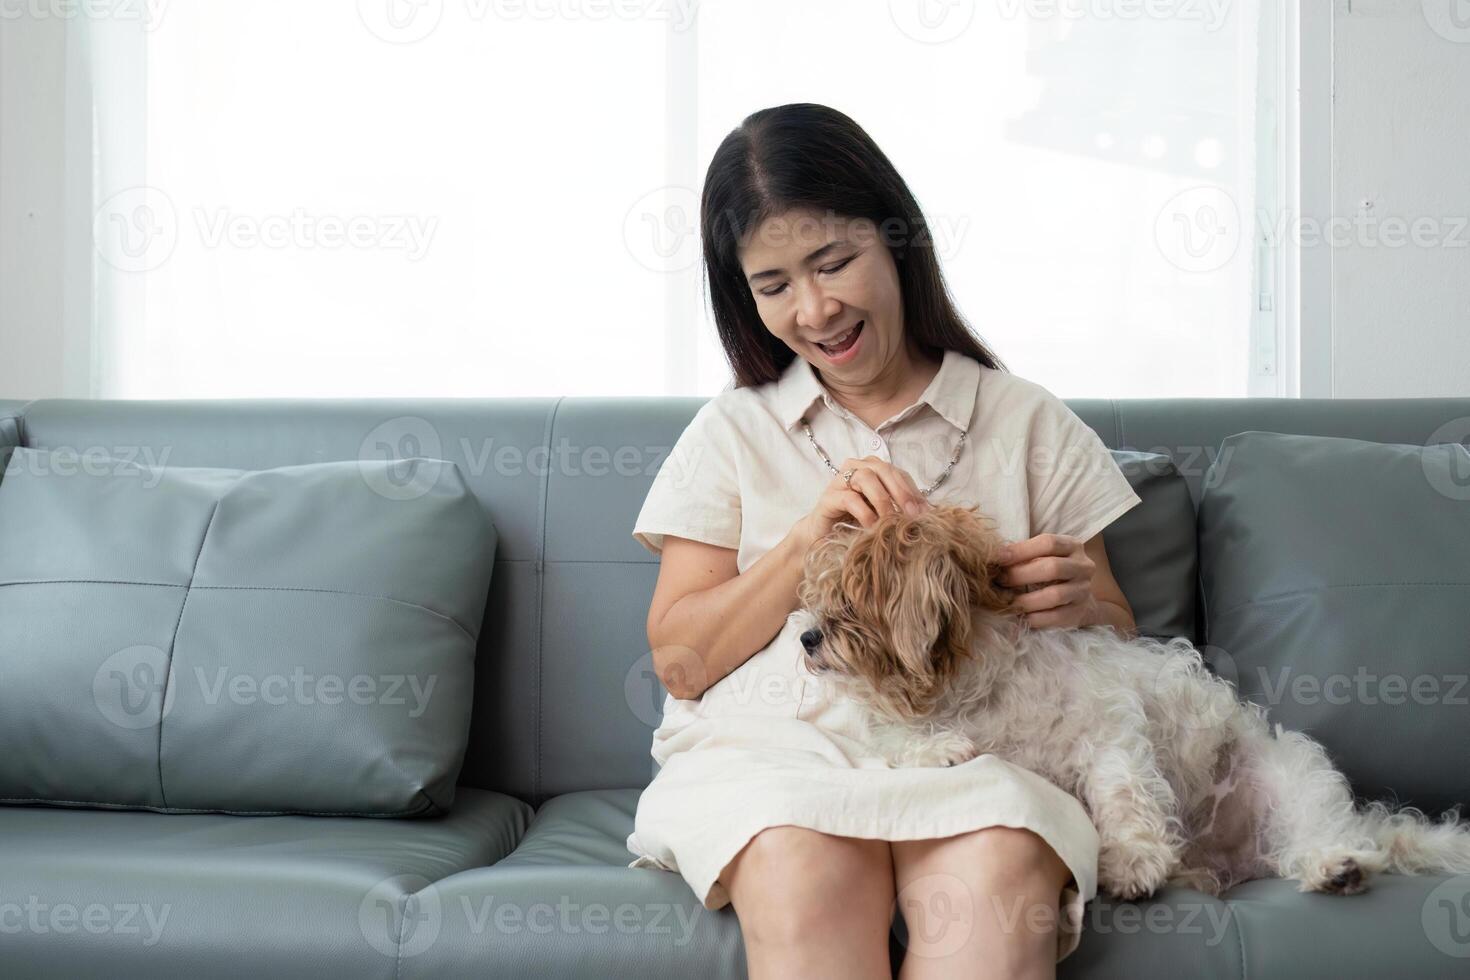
left=931, top=505, right=1017, bottom=614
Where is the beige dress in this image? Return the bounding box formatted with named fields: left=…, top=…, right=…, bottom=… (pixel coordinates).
left=624, top=348, right=1142, bottom=963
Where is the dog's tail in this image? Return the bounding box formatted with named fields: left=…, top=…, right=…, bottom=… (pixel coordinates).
left=1354, top=796, right=1470, bottom=876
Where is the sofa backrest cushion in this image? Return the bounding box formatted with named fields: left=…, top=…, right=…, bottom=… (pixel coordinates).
left=10, top=394, right=1469, bottom=805
left=1199, top=430, right=1470, bottom=815
left=1105, top=450, right=1197, bottom=641
left=0, top=447, right=495, bottom=817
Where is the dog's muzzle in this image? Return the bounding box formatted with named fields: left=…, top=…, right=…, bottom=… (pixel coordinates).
left=799, top=627, right=827, bottom=670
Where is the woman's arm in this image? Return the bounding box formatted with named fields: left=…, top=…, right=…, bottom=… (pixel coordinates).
left=646, top=526, right=814, bottom=701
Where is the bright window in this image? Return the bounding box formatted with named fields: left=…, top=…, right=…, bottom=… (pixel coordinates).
left=89, top=0, right=1280, bottom=399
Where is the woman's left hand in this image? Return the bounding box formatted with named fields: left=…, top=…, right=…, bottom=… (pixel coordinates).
left=993, top=533, right=1098, bottom=629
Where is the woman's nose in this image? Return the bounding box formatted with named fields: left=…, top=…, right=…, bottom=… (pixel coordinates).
left=800, top=628, right=823, bottom=651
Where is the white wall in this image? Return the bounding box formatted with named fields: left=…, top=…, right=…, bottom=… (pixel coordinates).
left=2, top=6, right=1467, bottom=401
left=0, top=15, right=72, bottom=401
left=1331, top=0, right=1470, bottom=397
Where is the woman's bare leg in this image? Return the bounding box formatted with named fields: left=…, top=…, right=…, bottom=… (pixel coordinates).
left=721, top=825, right=897, bottom=980
left=891, top=826, right=1074, bottom=980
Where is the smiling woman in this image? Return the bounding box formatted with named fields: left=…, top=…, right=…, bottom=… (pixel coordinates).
left=626, top=103, right=1144, bottom=978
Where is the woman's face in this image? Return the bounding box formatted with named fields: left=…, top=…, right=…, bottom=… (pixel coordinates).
left=738, top=208, right=907, bottom=384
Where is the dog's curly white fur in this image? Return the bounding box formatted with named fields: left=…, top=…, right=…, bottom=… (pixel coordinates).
left=793, top=504, right=1470, bottom=901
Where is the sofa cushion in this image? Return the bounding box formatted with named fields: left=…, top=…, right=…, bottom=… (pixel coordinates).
left=1199, top=430, right=1470, bottom=814
left=0, top=447, right=496, bottom=817
left=1104, top=450, right=1197, bottom=641
left=395, top=789, right=752, bottom=980
left=0, top=787, right=530, bottom=980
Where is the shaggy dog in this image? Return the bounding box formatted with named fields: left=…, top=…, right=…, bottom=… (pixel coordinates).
left=791, top=504, right=1470, bottom=901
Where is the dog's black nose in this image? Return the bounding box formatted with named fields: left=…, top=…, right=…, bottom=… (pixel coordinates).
left=799, top=628, right=823, bottom=651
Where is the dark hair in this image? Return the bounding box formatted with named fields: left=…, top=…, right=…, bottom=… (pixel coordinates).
left=700, top=103, right=1008, bottom=388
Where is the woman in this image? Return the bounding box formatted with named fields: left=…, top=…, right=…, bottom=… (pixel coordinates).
left=625, top=103, right=1142, bottom=979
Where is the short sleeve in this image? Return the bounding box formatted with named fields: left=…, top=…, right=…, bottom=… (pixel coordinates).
left=632, top=402, right=742, bottom=556
left=1025, top=391, right=1141, bottom=544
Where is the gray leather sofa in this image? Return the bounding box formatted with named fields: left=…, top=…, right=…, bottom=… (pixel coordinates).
left=0, top=394, right=1466, bottom=979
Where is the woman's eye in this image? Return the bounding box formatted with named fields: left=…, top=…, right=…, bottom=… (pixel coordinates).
left=757, top=256, right=855, bottom=298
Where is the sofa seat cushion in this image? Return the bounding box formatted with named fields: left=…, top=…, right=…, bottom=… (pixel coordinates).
left=396, top=790, right=1470, bottom=980
left=394, top=789, right=749, bottom=980
left=0, top=789, right=530, bottom=980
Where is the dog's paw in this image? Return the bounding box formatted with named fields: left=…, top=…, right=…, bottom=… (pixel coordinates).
left=1099, top=839, right=1177, bottom=901
left=898, top=732, right=978, bottom=769
left=1299, top=850, right=1383, bottom=896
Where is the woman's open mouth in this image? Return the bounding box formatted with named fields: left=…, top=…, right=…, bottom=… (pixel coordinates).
left=816, top=321, right=864, bottom=363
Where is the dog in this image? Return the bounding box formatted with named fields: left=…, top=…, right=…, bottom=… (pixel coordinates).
left=790, top=504, right=1470, bottom=901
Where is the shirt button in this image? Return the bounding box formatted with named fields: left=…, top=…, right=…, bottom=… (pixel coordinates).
left=870, top=437, right=881, bottom=450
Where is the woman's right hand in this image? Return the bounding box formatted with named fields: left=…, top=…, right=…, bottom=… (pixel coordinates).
left=792, top=455, right=932, bottom=549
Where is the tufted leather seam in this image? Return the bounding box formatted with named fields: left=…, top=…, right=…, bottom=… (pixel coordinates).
left=1211, top=581, right=1470, bottom=625
left=0, top=794, right=435, bottom=817
left=534, top=397, right=565, bottom=808
left=156, top=498, right=222, bottom=808
left=0, top=580, right=479, bottom=644
left=1231, top=897, right=1247, bottom=980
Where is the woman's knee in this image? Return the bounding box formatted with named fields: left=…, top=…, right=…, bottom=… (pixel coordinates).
left=957, top=826, right=1073, bottom=893
left=722, top=826, right=895, bottom=942
left=893, top=827, right=1071, bottom=949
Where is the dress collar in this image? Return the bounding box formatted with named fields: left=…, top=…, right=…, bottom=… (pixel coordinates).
left=773, top=347, right=980, bottom=433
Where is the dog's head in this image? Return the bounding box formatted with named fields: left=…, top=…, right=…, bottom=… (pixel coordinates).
left=795, top=504, right=1026, bottom=716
